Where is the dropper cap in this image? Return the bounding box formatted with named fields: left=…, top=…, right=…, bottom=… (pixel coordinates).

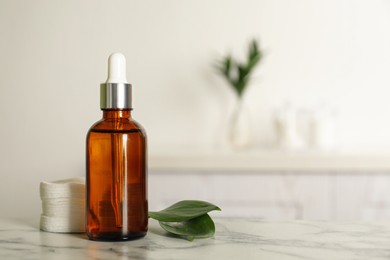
left=100, top=53, right=132, bottom=109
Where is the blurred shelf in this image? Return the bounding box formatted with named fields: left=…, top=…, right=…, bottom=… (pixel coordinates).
left=149, top=148, right=390, bottom=172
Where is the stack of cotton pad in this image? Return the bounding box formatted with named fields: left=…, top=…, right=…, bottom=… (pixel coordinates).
left=40, top=178, right=86, bottom=233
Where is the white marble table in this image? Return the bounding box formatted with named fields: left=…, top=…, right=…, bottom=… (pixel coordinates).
left=1, top=218, right=390, bottom=259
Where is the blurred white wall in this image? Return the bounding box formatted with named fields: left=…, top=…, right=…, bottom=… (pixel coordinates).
left=1, top=0, right=390, bottom=218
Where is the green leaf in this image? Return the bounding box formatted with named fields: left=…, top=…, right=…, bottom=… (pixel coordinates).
left=248, top=39, right=260, bottom=60
left=223, top=55, right=232, bottom=76
left=159, top=214, right=215, bottom=241
left=148, top=200, right=221, bottom=222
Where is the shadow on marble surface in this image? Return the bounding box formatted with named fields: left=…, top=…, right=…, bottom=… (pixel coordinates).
left=67, top=232, right=89, bottom=240
left=10, top=217, right=181, bottom=241
left=148, top=224, right=172, bottom=237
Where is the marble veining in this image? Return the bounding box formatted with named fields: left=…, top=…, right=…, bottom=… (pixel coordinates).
left=1, top=218, right=390, bottom=259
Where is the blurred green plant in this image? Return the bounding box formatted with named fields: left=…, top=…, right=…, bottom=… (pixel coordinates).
left=215, top=39, right=262, bottom=98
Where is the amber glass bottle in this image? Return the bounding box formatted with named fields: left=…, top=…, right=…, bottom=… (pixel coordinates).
left=86, top=53, right=147, bottom=241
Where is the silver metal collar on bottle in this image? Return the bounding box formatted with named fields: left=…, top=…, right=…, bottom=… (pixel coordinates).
left=100, top=83, right=132, bottom=109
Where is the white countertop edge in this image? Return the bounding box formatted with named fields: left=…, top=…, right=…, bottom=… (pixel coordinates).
left=149, top=149, right=390, bottom=171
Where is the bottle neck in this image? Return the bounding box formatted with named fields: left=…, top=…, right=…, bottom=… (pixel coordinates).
left=102, top=109, right=131, bottom=119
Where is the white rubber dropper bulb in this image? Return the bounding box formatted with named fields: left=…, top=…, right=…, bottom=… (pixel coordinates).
left=106, top=53, right=128, bottom=84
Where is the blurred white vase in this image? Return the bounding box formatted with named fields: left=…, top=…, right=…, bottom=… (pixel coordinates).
left=308, top=106, right=338, bottom=150
left=274, top=103, right=305, bottom=150
left=227, top=100, right=253, bottom=149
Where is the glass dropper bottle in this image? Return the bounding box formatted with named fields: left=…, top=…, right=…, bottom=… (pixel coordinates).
left=86, top=53, right=148, bottom=241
